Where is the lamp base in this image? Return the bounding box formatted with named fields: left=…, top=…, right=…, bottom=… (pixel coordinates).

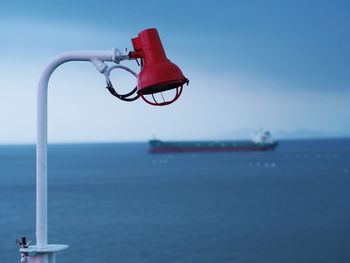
left=20, top=244, right=68, bottom=263
left=20, top=244, right=68, bottom=253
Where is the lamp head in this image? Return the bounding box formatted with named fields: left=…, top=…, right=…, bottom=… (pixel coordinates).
left=130, top=28, right=189, bottom=105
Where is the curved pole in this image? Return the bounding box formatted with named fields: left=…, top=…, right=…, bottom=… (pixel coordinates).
left=36, top=50, right=125, bottom=253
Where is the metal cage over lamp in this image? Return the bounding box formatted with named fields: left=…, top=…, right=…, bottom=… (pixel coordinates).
left=129, top=28, right=189, bottom=105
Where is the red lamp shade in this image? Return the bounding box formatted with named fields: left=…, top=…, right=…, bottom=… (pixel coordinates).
left=130, top=28, right=188, bottom=96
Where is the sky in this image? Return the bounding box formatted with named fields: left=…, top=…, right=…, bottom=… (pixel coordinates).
left=0, top=0, right=349, bottom=143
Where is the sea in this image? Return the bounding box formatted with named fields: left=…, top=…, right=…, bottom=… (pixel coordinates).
left=1, top=139, right=349, bottom=263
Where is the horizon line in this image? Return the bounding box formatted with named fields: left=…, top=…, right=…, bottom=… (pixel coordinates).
left=0, top=136, right=350, bottom=146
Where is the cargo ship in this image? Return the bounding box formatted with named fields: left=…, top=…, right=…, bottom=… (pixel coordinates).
left=149, top=130, right=278, bottom=153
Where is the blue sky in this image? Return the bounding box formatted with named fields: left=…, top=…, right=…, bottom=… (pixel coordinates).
left=0, top=1, right=349, bottom=143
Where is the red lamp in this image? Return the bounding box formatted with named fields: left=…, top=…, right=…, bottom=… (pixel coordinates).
left=129, top=28, right=189, bottom=105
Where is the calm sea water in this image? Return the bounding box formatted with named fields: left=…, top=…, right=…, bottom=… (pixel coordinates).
left=1, top=139, right=350, bottom=263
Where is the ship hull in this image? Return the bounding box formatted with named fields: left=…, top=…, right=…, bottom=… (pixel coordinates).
left=149, top=140, right=278, bottom=153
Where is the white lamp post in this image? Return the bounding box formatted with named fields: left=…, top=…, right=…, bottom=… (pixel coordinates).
left=18, top=28, right=188, bottom=263
left=19, top=49, right=128, bottom=263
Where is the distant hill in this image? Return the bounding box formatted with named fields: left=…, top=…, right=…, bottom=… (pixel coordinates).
left=219, top=128, right=349, bottom=140
left=274, top=129, right=349, bottom=139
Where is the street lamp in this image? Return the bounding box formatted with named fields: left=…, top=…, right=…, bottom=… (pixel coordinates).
left=18, top=28, right=188, bottom=263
